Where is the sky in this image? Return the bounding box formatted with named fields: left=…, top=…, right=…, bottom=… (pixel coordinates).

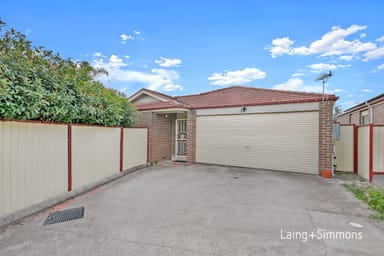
left=1, top=0, right=384, bottom=110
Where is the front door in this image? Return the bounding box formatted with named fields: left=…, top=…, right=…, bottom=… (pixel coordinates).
left=176, top=119, right=187, bottom=159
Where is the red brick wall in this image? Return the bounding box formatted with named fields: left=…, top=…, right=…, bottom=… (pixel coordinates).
left=351, top=112, right=360, bottom=125
left=186, top=110, right=196, bottom=163
left=374, top=103, right=384, bottom=124
left=337, top=102, right=384, bottom=126
left=135, top=112, right=175, bottom=163
left=337, top=114, right=349, bottom=125
left=319, top=100, right=336, bottom=173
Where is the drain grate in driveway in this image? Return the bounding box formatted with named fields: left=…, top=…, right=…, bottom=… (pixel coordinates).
left=43, top=207, right=85, bottom=226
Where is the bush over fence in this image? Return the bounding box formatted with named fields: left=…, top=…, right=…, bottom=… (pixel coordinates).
left=0, top=19, right=137, bottom=127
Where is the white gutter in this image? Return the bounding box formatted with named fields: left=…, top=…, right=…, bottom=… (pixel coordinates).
left=365, top=101, right=373, bottom=124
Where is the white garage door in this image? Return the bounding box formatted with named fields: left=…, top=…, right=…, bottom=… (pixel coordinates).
left=196, top=111, right=319, bottom=174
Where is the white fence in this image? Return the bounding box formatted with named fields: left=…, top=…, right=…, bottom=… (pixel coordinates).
left=373, top=127, right=384, bottom=172
left=335, top=124, right=384, bottom=181
left=334, top=126, right=354, bottom=172
left=0, top=121, right=147, bottom=220
left=358, top=126, right=370, bottom=181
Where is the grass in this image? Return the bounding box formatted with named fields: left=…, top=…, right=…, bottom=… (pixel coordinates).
left=344, top=182, right=384, bottom=220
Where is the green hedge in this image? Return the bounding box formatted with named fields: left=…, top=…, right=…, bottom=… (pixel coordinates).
left=0, top=19, right=137, bottom=127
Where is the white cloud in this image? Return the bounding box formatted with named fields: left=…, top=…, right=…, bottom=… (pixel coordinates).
left=363, top=46, right=384, bottom=61
left=362, top=88, right=373, bottom=93
left=120, top=33, right=133, bottom=41
left=92, top=54, right=183, bottom=92
left=268, top=37, right=294, bottom=58
left=376, top=36, right=384, bottom=43
left=377, top=64, right=384, bottom=70
left=93, top=52, right=104, bottom=58
left=120, top=31, right=145, bottom=43
left=208, top=67, right=266, bottom=86
left=292, top=73, right=304, bottom=77
left=273, top=76, right=335, bottom=93
left=333, top=89, right=344, bottom=93
left=109, top=55, right=127, bottom=67
left=339, top=55, right=353, bottom=61
left=155, top=57, right=182, bottom=67
left=308, top=63, right=337, bottom=73
left=307, top=62, right=351, bottom=73
left=360, top=33, right=367, bottom=39
left=267, top=25, right=377, bottom=60
left=273, top=77, right=306, bottom=91
left=163, top=84, right=183, bottom=91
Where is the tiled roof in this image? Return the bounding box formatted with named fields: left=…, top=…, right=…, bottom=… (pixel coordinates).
left=132, top=86, right=338, bottom=111
left=134, top=100, right=191, bottom=111
left=337, top=93, right=384, bottom=117
left=176, top=86, right=337, bottom=109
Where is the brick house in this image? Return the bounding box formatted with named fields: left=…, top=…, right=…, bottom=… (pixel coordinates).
left=336, top=93, right=384, bottom=126
left=129, top=86, right=338, bottom=175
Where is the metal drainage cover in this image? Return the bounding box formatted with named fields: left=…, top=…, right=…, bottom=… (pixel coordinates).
left=43, top=207, right=85, bottom=226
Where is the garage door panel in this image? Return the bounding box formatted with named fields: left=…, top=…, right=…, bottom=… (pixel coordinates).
left=196, top=112, right=319, bottom=174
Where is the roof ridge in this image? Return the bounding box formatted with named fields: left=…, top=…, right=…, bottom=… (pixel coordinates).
left=176, top=85, right=334, bottom=98
left=141, top=88, right=176, bottom=99
left=176, top=86, right=244, bottom=98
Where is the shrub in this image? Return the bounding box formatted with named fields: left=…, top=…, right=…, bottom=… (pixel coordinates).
left=0, top=19, right=136, bottom=127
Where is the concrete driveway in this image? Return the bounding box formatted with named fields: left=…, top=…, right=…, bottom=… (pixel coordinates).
left=1, top=164, right=384, bottom=256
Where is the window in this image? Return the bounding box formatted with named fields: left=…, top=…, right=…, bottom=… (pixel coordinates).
left=360, top=110, right=369, bottom=125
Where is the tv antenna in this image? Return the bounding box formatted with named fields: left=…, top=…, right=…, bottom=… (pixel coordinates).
left=316, top=71, right=333, bottom=101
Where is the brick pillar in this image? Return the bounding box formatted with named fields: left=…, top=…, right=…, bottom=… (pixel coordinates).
left=319, top=100, right=335, bottom=174
left=186, top=110, right=196, bottom=163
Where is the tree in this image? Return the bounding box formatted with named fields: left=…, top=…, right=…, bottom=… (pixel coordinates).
left=334, top=105, right=342, bottom=117
left=0, top=19, right=137, bottom=127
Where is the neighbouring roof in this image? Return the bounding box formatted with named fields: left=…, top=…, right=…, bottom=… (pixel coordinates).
left=130, top=86, right=338, bottom=111
left=337, top=92, right=384, bottom=117
left=128, top=88, right=174, bottom=102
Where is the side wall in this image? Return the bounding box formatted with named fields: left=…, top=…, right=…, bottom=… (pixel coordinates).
left=374, top=103, right=384, bottom=124
left=337, top=114, right=349, bottom=125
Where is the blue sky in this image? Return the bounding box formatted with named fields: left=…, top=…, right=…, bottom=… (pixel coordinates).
left=1, top=0, right=384, bottom=110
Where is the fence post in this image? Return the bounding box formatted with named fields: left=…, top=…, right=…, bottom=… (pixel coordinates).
left=369, top=124, right=373, bottom=182
left=353, top=125, right=358, bottom=174
left=120, top=127, right=124, bottom=172
left=67, top=124, right=72, bottom=191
